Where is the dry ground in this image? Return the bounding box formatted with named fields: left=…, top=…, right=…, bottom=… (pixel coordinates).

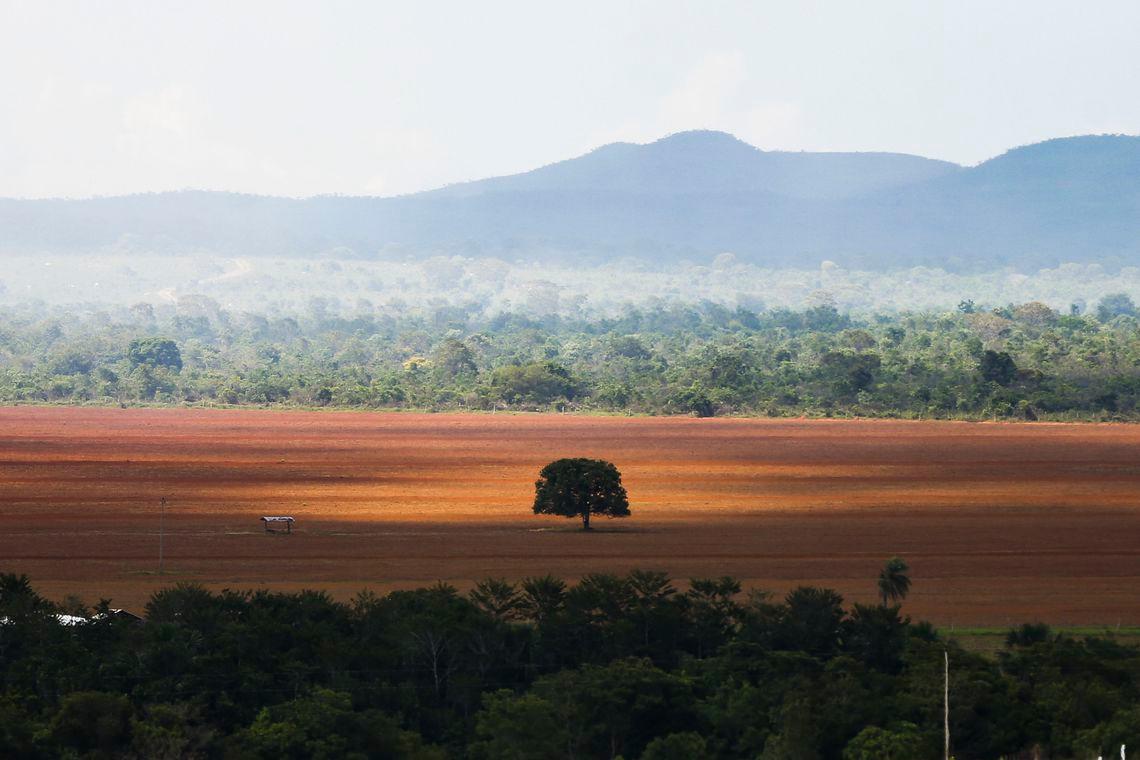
left=1, top=407, right=1137, bottom=625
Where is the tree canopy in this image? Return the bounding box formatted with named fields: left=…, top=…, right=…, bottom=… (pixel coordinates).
left=1096, top=292, right=1137, bottom=322
left=877, top=556, right=912, bottom=606
left=126, top=337, right=183, bottom=372
left=2, top=569, right=1139, bottom=759
left=5, top=297, right=1140, bottom=419
left=533, top=458, right=629, bottom=530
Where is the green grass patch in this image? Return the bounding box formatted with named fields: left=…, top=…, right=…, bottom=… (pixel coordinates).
left=941, top=626, right=1140, bottom=656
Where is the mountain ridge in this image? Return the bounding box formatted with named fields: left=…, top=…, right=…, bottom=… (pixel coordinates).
left=1, top=131, right=1138, bottom=271
left=424, top=130, right=964, bottom=202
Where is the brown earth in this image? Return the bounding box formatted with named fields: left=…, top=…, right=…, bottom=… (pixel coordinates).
left=1, top=406, right=1138, bottom=626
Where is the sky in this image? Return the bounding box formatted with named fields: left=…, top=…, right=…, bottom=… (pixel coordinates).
left=2, top=0, right=1138, bottom=199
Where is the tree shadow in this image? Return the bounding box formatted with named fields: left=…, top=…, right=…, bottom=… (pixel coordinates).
left=526, top=523, right=654, bottom=534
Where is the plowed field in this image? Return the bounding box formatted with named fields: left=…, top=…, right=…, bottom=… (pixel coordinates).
left=1, top=407, right=1137, bottom=625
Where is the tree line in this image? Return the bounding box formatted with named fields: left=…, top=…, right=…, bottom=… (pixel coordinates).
left=3, top=295, right=1140, bottom=419
left=1, top=569, right=1137, bottom=758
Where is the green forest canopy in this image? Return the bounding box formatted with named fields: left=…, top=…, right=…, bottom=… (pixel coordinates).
left=0, top=570, right=1136, bottom=758
left=4, top=296, right=1140, bottom=419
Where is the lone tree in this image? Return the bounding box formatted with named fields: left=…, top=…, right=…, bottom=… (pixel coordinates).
left=877, top=556, right=911, bottom=607
left=533, top=458, right=629, bottom=530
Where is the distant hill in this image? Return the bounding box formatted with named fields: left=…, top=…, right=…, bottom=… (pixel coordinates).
left=425, top=131, right=962, bottom=200
left=2, top=131, right=1138, bottom=271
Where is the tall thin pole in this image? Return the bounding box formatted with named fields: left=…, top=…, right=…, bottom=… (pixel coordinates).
left=944, top=649, right=950, bottom=760
left=159, top=496, right=166, bottom=574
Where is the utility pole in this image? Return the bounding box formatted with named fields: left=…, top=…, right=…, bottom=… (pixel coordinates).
left=944, top=649, right=950, bottom=760
left=159, top=496, right=166, bottom=575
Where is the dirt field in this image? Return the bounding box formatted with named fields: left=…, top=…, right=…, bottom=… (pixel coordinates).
left=1, top=406, right=1138, bottom=626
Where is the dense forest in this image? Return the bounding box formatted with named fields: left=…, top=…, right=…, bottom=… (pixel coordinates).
left=1, top=569, right=1137, bottom=759
left=3, top=293, right=1140, bottom=420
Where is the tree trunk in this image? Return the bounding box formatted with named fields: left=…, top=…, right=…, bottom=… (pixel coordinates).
left=582, top=510, right=591, bottom=530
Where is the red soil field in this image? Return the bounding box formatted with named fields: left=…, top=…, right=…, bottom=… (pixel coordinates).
left=1, top=406, right=1138, bottom=626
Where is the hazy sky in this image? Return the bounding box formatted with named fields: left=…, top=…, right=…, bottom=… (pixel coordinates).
left=2, top=0, right=1138, bottom=199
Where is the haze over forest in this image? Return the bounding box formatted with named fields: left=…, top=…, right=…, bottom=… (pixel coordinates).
left=2, top=130, right=1139, bottom=317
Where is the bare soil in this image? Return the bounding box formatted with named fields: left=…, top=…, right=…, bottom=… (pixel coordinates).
left=1, top=407, right=1137, bottom=625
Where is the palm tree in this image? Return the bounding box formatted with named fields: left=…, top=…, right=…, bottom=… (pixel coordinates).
left=519, top=574, right=567, bottom=623
left=469, top=578, right=522, bottom=621
left=878, top=557, right=911, bottom=606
